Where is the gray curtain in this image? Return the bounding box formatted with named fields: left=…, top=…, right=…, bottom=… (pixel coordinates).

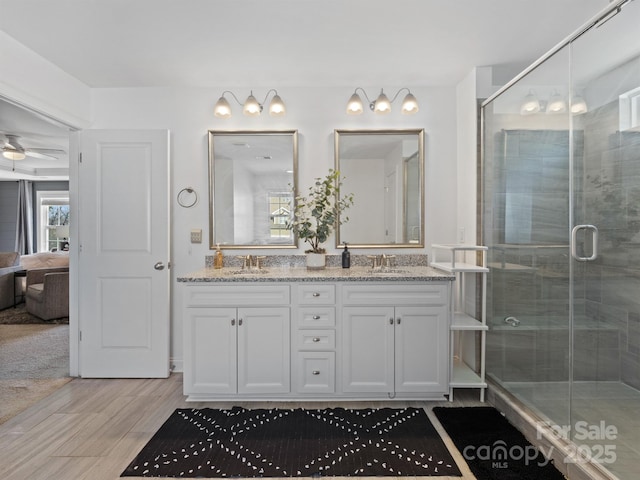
left=15, top=180, right=34, bottom=255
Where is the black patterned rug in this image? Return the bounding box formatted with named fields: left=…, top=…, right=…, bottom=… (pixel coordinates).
left=434, top=407, right=565, bottom=480
left=122, top=407, right=462, bottom=477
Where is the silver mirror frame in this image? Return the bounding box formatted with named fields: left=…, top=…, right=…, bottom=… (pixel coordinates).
left=334, top=129, right=425, bottom=249
left=208, top=130, right=299, bottom=249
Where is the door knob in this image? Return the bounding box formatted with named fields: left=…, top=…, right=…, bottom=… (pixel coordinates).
left=154, top=262, right=165, bottom=270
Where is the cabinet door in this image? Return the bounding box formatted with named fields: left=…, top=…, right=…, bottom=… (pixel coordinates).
left=237, top=307, right=290, bottom=394
left=342, top=306, right=395, bottom=393
left=184, top=307, right=237, bottom=394
left=394, top=305, right=448, bottom=394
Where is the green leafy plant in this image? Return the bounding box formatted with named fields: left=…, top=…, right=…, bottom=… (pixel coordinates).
left=287, top=169, right=354, bottom=253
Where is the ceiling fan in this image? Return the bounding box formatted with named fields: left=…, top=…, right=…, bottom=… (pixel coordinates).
left=1, top=133, right=66, bottom=161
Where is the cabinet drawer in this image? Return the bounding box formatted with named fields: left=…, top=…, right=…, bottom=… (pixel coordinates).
left=296, top=352, right=335, bottom=393
left=297, top=284, right=335, bottom=305
left=185, top=285, right=290, bottom=307
left=342, top=283, right=447, bottom=306
left=297, top=330, right=336, bottom=350
left=298, top=307, right=336, bottom=327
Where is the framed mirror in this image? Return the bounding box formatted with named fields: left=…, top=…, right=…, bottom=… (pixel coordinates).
left=208, top=130, right=298, bottom=249
left=334, top=129, right=424, bottom=248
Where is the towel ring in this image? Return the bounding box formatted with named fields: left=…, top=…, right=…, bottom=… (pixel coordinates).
left=177, top=187, right=198, bottom=208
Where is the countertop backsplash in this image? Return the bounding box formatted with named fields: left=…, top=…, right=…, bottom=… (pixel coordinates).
left=204, top=253, right=429, bottom=268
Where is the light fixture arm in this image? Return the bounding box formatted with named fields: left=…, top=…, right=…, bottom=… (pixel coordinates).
left=351, top=87, right=376, bottom=111
left=220, top=90, right=244, bottom=106
left=259, top=89, right=279, bottom=107
left=387, top=87, right=412, bottom=104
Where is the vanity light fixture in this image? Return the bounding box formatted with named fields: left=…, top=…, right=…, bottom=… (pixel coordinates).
left=346, top=87, right=419, bottom=115
left=520, top=90, right=585, bottom=116
left=214, top=89, right=286, bottom=118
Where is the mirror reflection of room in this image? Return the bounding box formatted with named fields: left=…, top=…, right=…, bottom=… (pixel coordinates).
left=209, top=130, right=298, bottom=249
left=335, top=129, right=424, bottom=248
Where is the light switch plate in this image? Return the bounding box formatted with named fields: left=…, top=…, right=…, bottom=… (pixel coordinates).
left=190, top=229, right=202, bottom=243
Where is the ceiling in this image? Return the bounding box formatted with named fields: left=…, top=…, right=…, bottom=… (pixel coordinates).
left=0, top=99, right=71, bottom=181
left=0, top=0, right=612, bottom=180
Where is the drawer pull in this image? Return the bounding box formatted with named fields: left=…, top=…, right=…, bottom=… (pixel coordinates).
left=312, top=315, right=321, bottom=320
left=312, top=292, right=321, bottom=297
left=312, top=337, right=321, bottom=342
left=312, top=370, right=320, bottom=375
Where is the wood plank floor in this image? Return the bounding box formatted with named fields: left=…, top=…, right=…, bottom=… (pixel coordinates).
left=0, top=374, right=482, bottom=480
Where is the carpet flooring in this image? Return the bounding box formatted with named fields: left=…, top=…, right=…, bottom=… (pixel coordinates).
left=0, top=303, right=68, bottom=325
left=0, top=323, right=71, bottom=424
left=122, top=407, right=462, bottom=478
left=433, top=406, right=565, bottom=480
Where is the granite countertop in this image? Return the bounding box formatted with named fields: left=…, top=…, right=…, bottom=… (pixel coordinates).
left=177, top=265, right=454, bottom=283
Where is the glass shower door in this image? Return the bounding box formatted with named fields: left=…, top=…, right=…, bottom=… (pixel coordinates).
left=483, top=45, right=573, bottom=430
left=569, top=1, right=640, bottom=477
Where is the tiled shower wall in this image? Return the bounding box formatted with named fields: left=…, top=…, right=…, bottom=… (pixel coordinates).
left=582, top=102, right=640, bottom=389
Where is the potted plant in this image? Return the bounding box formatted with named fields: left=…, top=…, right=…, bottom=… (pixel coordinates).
left=287, top=169, right=354, bottom=269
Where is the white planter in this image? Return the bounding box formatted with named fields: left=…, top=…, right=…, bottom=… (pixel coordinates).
left=306, top=252, right=326, bottom=270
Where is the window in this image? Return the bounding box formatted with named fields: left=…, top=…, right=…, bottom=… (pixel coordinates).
left=36, top=191, right=70, bottom=252
left=268, top=192, right=292, bottom=239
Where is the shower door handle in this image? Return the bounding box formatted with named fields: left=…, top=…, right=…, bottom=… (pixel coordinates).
left=571, top=224, right=598, bottom=262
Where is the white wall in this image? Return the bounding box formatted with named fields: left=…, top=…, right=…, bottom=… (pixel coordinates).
left=0, top=30, right=91, bottom=128
left=90, top=85, right=459, bottom=367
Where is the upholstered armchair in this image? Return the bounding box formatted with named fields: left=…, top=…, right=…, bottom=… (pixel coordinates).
left=25, top=267, right=69, bottom=320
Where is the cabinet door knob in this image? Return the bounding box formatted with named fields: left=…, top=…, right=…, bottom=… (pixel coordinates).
left=312, top=370, right=320, bottom=375
left=312, top=292, right=320, bottom=297
left=238, top=318, right=243, bottom=326
left=231, top=319, right=235, bottom=326
left=312, top=337, right=320, bottom=342
left=397, top=318, right=401, bottom=325
left=389, top=318, right=394, bottom=325
left=312, top=315, right=321, bottom=320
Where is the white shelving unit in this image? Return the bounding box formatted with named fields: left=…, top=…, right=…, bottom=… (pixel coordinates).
left=431, top=244, right=488, bottom=402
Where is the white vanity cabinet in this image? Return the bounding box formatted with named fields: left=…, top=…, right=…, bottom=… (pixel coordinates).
left=183, top=285, right=290, bottom=398
left=341, top=284, right=449, bottom=396
left=180, top=269, right=453, bottom=401
left=293, top=284, right=337, bottom=394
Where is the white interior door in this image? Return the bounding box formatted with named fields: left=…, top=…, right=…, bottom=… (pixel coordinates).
left=78, top=129, right=170, bottom=377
